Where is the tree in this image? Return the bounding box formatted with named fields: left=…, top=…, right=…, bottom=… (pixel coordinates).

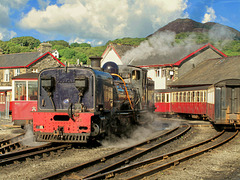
left=70, top=42, right=91, bottom=48
left=10, top=36, right=40, bottom=49
left=75, top=52, right=88, bottom=64
left=48, top=40, right=69, bottom=47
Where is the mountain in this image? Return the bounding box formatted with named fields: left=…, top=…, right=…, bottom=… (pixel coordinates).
left=148, top=18, right=240, bottom=39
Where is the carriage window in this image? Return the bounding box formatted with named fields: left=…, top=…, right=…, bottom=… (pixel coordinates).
left=203, top=91, right=206, bottom=102
left=132, top=70, right=140, bottom=80
left=28, top=81, right=38, bottom=100
left=196, top=91, right=200, bottom=102
left=176, top=92, right=178, bottom=102
left=155, top=94, right=161, bottom=102
left=179, top=92, right=182, bottom=102
left=200, top=91, right=203, bottom=102
left=15, top=81, right=26, bottom=100
left=161, top=93, right=165, bottom=103
left=166, top=94, right=169, bottom=103
left=183, top=92, right=186, bottom=102
left=192, top=92, right=195, bottom=102
left=187, top=92, right=191, bottom=102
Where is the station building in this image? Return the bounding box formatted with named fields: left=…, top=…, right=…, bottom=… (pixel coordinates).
left=101, top=43, right=227, bottom=90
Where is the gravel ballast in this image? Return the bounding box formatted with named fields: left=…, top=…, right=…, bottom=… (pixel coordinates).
left=0, top=118, right=239, bottom=180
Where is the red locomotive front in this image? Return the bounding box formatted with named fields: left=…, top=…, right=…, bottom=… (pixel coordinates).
left=33, top=66, right=113, bottom=143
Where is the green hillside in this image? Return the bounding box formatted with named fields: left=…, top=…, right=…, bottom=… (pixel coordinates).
left=0, top=33, right=239, bottom=65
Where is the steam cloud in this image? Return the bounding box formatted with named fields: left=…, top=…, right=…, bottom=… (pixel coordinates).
left=101, top=118, right=180, bottom=148
left=122, top=25, right=236, bottom=65
left=21, top=124, right=48, bottom=147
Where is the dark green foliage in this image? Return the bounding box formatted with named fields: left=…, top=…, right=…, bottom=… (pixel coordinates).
left=107, top=37, right=146, bottom=46
left=70, top=42, right=91, bottom=48
left=11, top=36, right=41, bottom=49
left=47, top=40, right=69, bottom=47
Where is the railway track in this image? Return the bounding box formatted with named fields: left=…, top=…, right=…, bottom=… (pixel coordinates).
left=0, top=143, right=70, bottom=166
left=0, top=133, right=25, bottom=154
left=88, top=130, right=238, bottom=180
left=41, top=124, right=191, bottom=179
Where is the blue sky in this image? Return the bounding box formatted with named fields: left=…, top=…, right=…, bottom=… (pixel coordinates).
left=1, top=0, right=239, bottom=46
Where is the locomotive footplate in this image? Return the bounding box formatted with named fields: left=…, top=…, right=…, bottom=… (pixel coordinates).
left=35, top=132, right=90, bottom=143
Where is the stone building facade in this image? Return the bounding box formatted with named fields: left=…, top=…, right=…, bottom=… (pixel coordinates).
left=0, top=43, right=65, bottom=101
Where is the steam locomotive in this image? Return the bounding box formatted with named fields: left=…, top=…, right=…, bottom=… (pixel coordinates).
left=33, top=57, right=154, bottom=143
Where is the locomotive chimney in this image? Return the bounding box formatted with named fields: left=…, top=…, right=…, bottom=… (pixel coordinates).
left=90, top=56, right=102, bottom=70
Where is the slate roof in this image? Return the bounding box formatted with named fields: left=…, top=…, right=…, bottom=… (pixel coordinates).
left=12, top=73, right=39, bottom=80
left=169, top=55, right=240, bottom=87
left=130, top=43, right=227, bottom=67
left=102, top=43, right=135, bottom=59
left=0, top=51, right=64, bottom=68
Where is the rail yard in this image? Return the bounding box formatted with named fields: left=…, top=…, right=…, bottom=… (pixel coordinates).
left=0, top=117, right=239, bottom=180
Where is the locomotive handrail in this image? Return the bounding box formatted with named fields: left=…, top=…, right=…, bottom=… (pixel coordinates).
left=111, top=73, right=134, bottom=110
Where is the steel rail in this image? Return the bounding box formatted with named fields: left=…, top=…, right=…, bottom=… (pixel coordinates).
left=40, top=126, right=184, bottom=180
left=0, top=133, right=25, bottom=147
left=80, top=125, right=191, bottom=180
left=0, top=143, right=69, bottom=166
left=86, top=130, right=225, bottom=179
left=0, top=141, right=22, bottom=154
left=126, top=130, right=238, bottom=180
left=0, top=142, right=52, bottom=160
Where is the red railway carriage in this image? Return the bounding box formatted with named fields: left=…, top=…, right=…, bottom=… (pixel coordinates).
left=155, top=86, right=208, bottom=117
left=155, top=79, right=240, bottom=129
left=11, top=73, right=38, bottom=126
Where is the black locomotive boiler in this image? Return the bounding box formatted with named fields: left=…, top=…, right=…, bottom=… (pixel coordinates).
left=33, top=57, right=154, bottom=143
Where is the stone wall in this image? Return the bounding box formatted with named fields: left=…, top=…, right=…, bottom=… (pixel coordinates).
left=26, top=53, right=63, bottom=73
left=0, top=53, right=63, bottom=87
left=0, top=68, right=26, bottom=87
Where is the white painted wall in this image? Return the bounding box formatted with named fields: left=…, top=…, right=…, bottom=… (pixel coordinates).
left=101, top=49, right=123, bottom=67
left=147, top=68, right=166, bottom=90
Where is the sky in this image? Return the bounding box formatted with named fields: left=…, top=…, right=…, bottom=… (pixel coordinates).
left=0, top=0, right=240, bottom=46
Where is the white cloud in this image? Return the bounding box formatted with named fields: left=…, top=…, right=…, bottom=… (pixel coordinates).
left=0, top=28, right=17, bottom=41
left=0, top=0, right=28, bottom=40
left=202, top=6, right=216, bottom=23
left=18, top=0, right=189, bottom=43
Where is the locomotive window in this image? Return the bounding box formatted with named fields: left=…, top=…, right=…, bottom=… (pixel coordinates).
left=14, top=81, right=26, bottom=100
left=132, top=70, right=140, bottom=80
left=28, top=81, right=38, bottom=100
left=103, top=82, right=113, bottom=110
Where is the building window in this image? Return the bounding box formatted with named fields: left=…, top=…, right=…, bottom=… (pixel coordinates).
left=14, top=69, right=20, bottom=76
left=161, top=69, right=166, bottom=77
left=31, top=68, right=38, bottom=73
left=155, top=69, right=160, bottom=77
left=169, top=70, right=174, bottom=79
left=4, top=70, right=9, bottom=82
left=14, top=81, right=26, bottom=100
